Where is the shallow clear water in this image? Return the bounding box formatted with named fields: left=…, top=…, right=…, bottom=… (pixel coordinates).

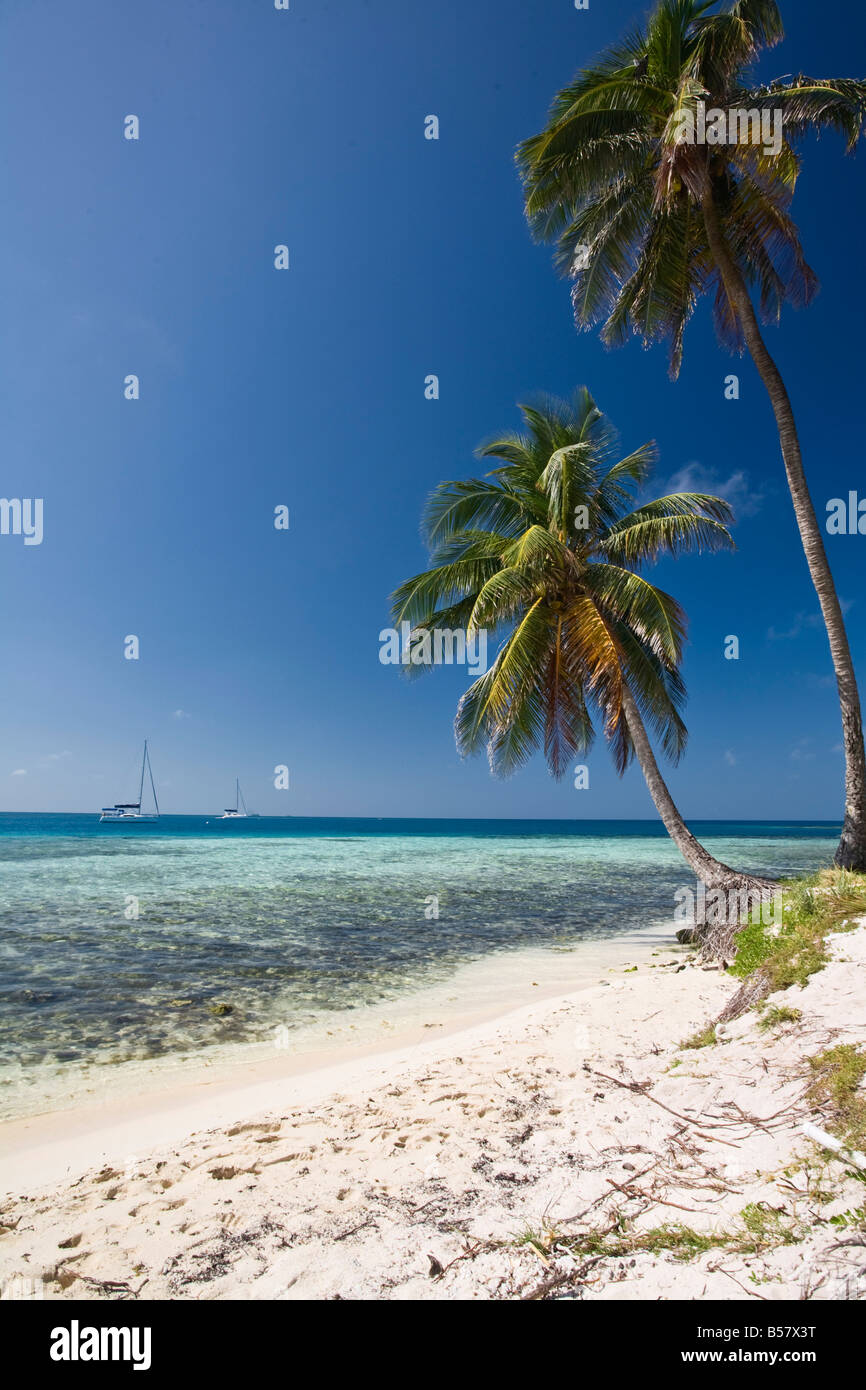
left=0, top=815, right=839, bottom=1115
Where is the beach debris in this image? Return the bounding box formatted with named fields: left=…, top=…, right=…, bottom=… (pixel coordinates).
left=225, top=1122, right=278, bottom=1137
left=209, top=1003, right=234, bottom=1017
left=93, top=1167, right=122, bottom=1184
left=800, top=1121, right=866, bottom=1170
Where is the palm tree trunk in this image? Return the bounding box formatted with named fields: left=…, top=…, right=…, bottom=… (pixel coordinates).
left=702, top=185, right=866, bottom=872
left=621, top=684, right=776, bottom=896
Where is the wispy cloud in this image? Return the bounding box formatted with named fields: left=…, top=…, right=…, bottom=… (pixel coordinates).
left=172, top=709, right=190, bottom=720
left=768, top=612, right=822, bottom=641
left=724, top=749, right=737, bottom=767
left=769, top=599, right=854, bottom=642
left=11, top=768, right=27, bottom=776
left=658, top=463, right=764, bottom=520
left=790, top=738, right=815, bottom=762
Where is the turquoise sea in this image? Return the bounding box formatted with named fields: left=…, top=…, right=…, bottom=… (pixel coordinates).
left=0, top=815, right=840, bottom=1117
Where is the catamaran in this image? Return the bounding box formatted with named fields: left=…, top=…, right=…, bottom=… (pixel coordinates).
left=220, top=778, right=248, bottom=819
left=99, top=741, right=160, bottom=823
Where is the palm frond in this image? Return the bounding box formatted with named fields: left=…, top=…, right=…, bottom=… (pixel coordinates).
left=583, top=563, right=687, bottom=665
left=423, top=479, right=538, bottom=544
left=599, top=492, right=735, bottom=563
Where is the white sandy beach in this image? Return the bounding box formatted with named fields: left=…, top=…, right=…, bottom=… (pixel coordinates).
left=1, top=922, right=865, bottom=1301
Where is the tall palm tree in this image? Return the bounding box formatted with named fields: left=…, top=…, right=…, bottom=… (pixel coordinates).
left=517, top=0, right=866, bottom=870
left=391, top=388, right=774, bottom=893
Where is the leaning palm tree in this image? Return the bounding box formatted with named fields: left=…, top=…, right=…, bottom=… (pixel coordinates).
left=518, top=0, right=866, bottom=870
left=391, top=388, right=773, bottom=894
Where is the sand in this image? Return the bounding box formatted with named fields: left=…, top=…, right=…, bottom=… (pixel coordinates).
left=1, top=922, right=865, bottom=1301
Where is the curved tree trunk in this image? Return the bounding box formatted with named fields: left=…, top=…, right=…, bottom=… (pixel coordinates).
left=702, top=187, right=866, bottom=872
left=621, top=684, right=777, bottom=897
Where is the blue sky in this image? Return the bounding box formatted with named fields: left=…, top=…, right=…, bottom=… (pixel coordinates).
left=1, top=0, right=864, bottom=818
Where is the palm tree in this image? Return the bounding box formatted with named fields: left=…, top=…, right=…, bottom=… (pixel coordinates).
left=517, top=0, right=866, bottom=870
left=391, top=388, right=774, bottom=894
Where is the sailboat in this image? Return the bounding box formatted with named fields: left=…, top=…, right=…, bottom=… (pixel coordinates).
left=99, top=741, right=160, bottom=823
left=220, top=778, right=248, bottom=820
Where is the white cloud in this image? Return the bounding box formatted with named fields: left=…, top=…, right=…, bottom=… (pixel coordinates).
left=770, top=599, right=854, bottom=642
left=172, top=709, right=190, bottom=720
left=724, top=749, right=737, bottom=766
left=790, top=738, right=815, bottom=762
left=658, top=463, right=764, bottom=520
left=769, top=611, right=822, bottom=641
left=11, top=768, right=27, bottom=776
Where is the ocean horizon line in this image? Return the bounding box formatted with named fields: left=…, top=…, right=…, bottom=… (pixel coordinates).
left=0, top=811, right=843, bottom=824
left=0, top=811, right=845, bottom=817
